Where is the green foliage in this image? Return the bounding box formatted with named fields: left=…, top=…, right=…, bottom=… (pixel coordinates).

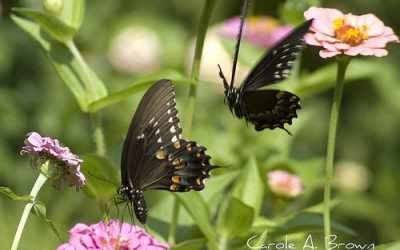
left=32, top=201, right=63, bottom=242
left=0, top=187, right=32, bottom=202
left=80, top=154, right=119, bottom=202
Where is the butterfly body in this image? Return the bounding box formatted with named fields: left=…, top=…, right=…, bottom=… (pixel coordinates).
left=119, top=79, right=216, bottom=224
left=219, top=7, right=313, bottom=132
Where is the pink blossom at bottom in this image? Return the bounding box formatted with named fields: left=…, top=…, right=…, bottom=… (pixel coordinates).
left=57, top=220, right=169, bottom=250
left=267, top=170, right=303, bottom=198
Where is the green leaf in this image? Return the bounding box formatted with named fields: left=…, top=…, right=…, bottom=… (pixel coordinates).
left=11, top=15, right=108, bottom=111
left=231, top=156, right=264, bottom=215
left=171, top=238, right=206, bottom=250
left=216, top=197, right=255, bottom=238
left=0, top=187, right=32, bottom=202
left=80, top=154, right=120, bottom=202
left=269, top=212, right=356, bottom=237
left=296, top=59, right=378, bottom=98
left=88, top=69, right=190, bottom=112
left=59, top=0, right=85, bottom=30
left=375, top=241, right=400, bottom=250
left=12, top=7, right=75, bottom=43
left=304, top=199, right=341, bottom=214
left=249, top=230, right=269, bottom=249
left=32, top=201, right=63, bottom=241
left=11, top=14, right=86, bottom=109
left=200, top=169, right=239, bottom=203
left=174, top=192, right=218, bottom=250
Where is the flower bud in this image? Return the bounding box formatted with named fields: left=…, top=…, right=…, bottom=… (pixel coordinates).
left=42, top=0, right=63, bottom=15
left=39, top=158, right=62, bottom=180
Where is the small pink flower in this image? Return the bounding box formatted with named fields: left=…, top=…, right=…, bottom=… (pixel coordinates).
left=267, top=170, right=303, bottom=198
left=219, top=16, right=293, bottom=48
left=304, top=7, right=399, bottom=58
left=58, top=220, right=169, bottom=250
left=21, top=132, right=85, bottom=190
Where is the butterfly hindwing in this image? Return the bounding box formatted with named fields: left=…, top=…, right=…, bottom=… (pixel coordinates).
left=242, top=90, right=300, bottom=131
left=220, top=13, right=313, bottom=132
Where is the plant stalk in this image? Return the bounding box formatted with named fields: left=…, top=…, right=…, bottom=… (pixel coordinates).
left=11, top=173, right=48, bottom=250
left=168, top=0, right=217, bottom=245
left=323, top=56, right=350, bottom=243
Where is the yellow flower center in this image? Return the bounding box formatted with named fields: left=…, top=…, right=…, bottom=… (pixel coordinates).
left=333, top=16, right=368, bottom=46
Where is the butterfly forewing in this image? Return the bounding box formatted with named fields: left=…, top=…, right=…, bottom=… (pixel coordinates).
left=121, top=79, right=181, bottom=189
left=241, top=19, right=313, bottom=92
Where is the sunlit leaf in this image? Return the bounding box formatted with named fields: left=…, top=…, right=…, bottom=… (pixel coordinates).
left=32, top=201, right=63, bottom=241
left=59, top=0, right=85, bottom=30
left=0, top=187, right=32, bottom=202
left=250, top=230, right=269, bottom=249
left=88, top=69, right=191, bottom=112
left=11, top=14, right=86, bottom=109
left=216, top=197, right=254, bottom=238
left=12, top=7, right=76, bottom=43
left=200, top=169, right=239, bottom=203
left=80, top=154, right=120, bottom=202
left=231, top=156, right=264, bottom=216
left=174, top=192, right=218, bottom=250
left=11, top=15, right=108, bottom=111
left=375, top=241, right=400, bottom=250
left=296, top=59, right=378, bottom=97
left=171, top=238, right=206, bottom=250
left=268, top=212, right=356, bottom=237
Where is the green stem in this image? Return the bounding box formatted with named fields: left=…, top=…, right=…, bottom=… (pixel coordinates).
left=168, top=0, right=217, bottom=245
left=65, top=40, right=95, bottom=99
left=11, top=173, right=48, bottom=250
left=168, top=199, right=180, bottom=245
left=323, top=56, right=350, bottom=243
left=183, top=0, right=217, bottom=136
left=218, top=235, right=229, bottom=250
left=91, top=112, right=106, bottom=155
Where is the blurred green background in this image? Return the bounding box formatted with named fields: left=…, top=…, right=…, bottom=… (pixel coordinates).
left=1, top=0, right=400, bottom=249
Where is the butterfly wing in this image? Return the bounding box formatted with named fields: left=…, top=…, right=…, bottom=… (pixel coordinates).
left=121, top=79, right=180, bottom=189
left=240, top=19, right=313, bottom=92
left=121, top=79, right=215, bottom=193
left=242, top=90, right=300, bottom=131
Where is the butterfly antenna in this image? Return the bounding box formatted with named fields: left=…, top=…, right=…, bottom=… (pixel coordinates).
left=88, top=171, right=119, bottom=187
left=230, top=0, right=251, bottom=88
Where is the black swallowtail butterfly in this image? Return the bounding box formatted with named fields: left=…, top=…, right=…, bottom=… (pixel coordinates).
left=117, top=79, right=216, bottom=224
left=218, top=1, right=313, bottom=134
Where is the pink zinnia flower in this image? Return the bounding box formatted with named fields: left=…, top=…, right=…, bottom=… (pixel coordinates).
left=304, top=7, right=399, bottom=58
left=267, top=170, right=303, bottom=198
left=20, top=132, right=85, bottom=190
left=58, top=220, right=169, bottom=250
left=219, top=16, right=293, bottom=49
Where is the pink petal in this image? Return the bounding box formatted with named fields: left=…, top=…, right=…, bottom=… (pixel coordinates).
left=24, top=132, right=44, bottom=147
left=320, top=50, right=342, bottom=58
left=360, top=48, right=388, bottom=57
left=304, top=7, right=343, bottom=36
left=361, top=14, right=385, bottom=36
left=304, top=33, right=323, bottom=46
left=321, top=41, right=340, bottom=52
left=314, top=32, right=338, bottom=43
left=334, top=43, right=351, bottom=50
